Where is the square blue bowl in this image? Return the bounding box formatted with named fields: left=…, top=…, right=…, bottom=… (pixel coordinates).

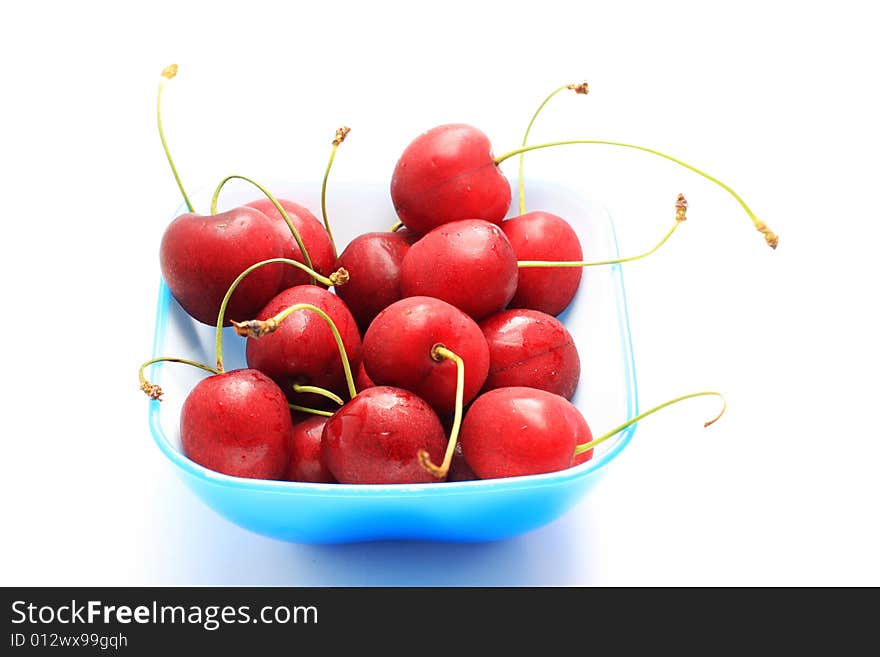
left=146, top=178, right=639, bottom=543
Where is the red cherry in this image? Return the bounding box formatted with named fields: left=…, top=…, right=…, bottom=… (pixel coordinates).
left=159, top=206, right=284, bottom=325
left=459, top=387, right=590, bottom=479
left=334, top=230, right=416, bottom=332
left=245, top=285, right=362, bottom=407
left=246, top=198, right=336, bottom=291
left=321, top=386, right=447, bottom=484
left=286, top=414, right=336, bottom=483
left=180, top=369, right=292, bottom=479
left=479, top=308, right=580, bottom=399
left=390, top=124, right=511, bottom=236
left=363, top=296, right=490, bottom=415
left=502, top=211, right=583, bottom=316
left=400, top=219, right=518, bottom=321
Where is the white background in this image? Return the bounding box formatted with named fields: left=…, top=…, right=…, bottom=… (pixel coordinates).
left=1, top=1, right=877, bottom=586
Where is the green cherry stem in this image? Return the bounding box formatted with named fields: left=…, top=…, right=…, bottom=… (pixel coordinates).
left=210, top=175, right=317, bottom=282
left=289, top=404, right=334, bottom=417
left=321, top=127, right=350, bottom=258
left=138, top=356, right=219, bottom=401
left=232, top=303, right=357, bottom=401
left=157, top=64, right=194, bottom=213
left=214, top=258, right=347, bottom=372
left=573, top=391, right=727, bottom=457
left=389, top=220, right=405, bottom=233
left=518, top=194, right=688, bottom=269
left=292, top=384, right=344, bottom=406
left=517, top=82, right=589, bottom=215
left=495, top=139, right=778, bottom=249
left=418, top=344, right=465, bottom=479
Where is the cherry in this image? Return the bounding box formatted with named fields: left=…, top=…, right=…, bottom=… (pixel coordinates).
left=400, top=219, right=518, bottom=321
left=287, top=415, right=336, bottom=483
left=362, top=296, right=490, bottom=415
left=391, top=115, right=777, bottom=249
left=138, top=355, right=292, bottom=481
left=460, top=387, right=589, bottom=479
left=180, top=368, right=292, bottom=479
left=334, top=230, right=416, bottom=332
left=479, top=308, right=580, bottom=399
left=321, top=386, right=447, bottom=484
left=245, top=197, right=336, bottom=290
left=243, top=285, right=362, bottom=408
left=502, top=211, right=583, bottom=316
left=462, top=387, right=726, bottom=480
left=159, top=206, right=284, bottom=325
left=390, top=124, right=511, bottom=236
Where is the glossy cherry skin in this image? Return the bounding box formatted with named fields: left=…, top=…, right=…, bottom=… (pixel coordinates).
left=502, top=211, right=583, bottom=316
left=363, top=296, right=490, bottom=415
left=459, top=387, right=591, bottom=479
left=246, top=198, right=336, bottom=291
left=390, top=124, right=511, bottom=236
left=479, top=309, right=580, bottom=399
left=334, top=230, right=416, bottom=332
left=245, top=285, right=362, bottom=407
left=400, top=219, right=519, bottom=321
left=286, top=415, right=336, bottom=483
left=321, top=386, right=447, bottom=484
left=160, top=206, right=284, bottom=325
left=180, top=369, right=291, bottom=480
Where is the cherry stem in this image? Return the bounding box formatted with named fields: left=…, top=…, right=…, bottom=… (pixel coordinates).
left=292, top=383, right=344, bottom=406
left=518, top=193, right=687, bottom=269
left=495, top=139, right=778, bottom=249
left=418, top=344, right=464, bottom=479
left=234, top=302, right=357, bottom=401
left=321, top=127, right=349, bottom=258
left=138, top=356, right=219, bottom=401
left=389, top=220, right=404, bottom=233
left=518, top=82, right=589, bottom=215
left=289, top=404, right=334, bottom=417
left=213, top=257, right=344, bottom=372
left=573, top=391, right=727, bottom=457
left=210, top=174, right=317, bottom=282
left=157, top=64, right=194, bottom=213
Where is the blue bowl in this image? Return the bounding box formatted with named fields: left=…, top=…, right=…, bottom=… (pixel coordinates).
left=146, top=179, right=638, bottom=543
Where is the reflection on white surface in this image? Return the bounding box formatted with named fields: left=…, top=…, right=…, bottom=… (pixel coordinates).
left=148, top=467, right=600, bottom=586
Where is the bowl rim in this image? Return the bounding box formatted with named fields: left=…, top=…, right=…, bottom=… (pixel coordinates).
left=146, top=179, right=640, bottom=496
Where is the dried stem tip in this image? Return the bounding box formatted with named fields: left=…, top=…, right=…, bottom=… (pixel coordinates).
left=755, top=221, right=779, bottom=249
left=140, top=381, right=164, bottom=401
left=417, top=449, right=446, bottom=479
left=675, top=193, right=688, bottom=222
left=566, top=81, right=589, bottom=95
left=332, top=126, right=351, bottom=146
left=231, top=318, right=279, bottom=339
left=329, top=267, right=350, bottom=286
left=161, top=64, right=178, bottom=80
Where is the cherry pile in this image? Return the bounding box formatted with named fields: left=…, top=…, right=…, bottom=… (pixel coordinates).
left=141, top=66, right=775, bottom=485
